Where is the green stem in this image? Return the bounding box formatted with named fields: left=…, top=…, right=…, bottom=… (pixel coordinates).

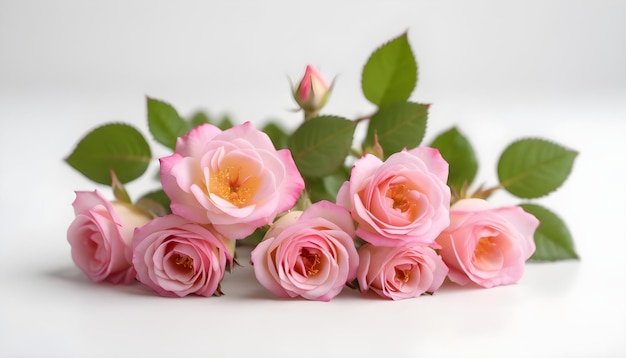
left=304, top=109, right=319, bottom=121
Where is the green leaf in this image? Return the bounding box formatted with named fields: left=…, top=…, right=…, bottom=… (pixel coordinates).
left=362, top=32, right=417, bottom=107
left=65, top=123, right=152, bottom=185
left=238, top=227, right=267, bottom=247
left=217, top=115, right=234, bottom=130
left=147, top=97, right=190, bottom=150
left=306, top=166, right=350, bottom=203
left=365, top=101, right=428, bottom=158
left=429, top=126, right=478, bottom=192
left=188, top=111, right=211, bottom=128
left=136, top=189, right=171, bottom=217
left=520, top=203, right=579, bottom=261
left=498, top=138, right=578, bottom=198
left=288, top=115, right=355, bottom=177
left=262, top=122, right=289, bottom=149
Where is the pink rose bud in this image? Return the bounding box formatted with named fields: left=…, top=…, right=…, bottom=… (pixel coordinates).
left=357, top=243, right=448, bottom=300
left=336, top=147, right=451, bottom=247
left=435, top=198, right=539, bottom=288
left=292, top=65, right=331, bottom=118
left=160, top=122, right=305, bottom=240
left=67, top=190, right=152, bottom=284
left=250, top=201, right=359, bottom=301
left=132, top=214, right=236, bottom=297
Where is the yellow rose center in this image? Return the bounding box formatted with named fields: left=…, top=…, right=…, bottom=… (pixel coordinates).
left=209, top=166, right=261, bottom=207
left=386, top=184, right=418, bottom=216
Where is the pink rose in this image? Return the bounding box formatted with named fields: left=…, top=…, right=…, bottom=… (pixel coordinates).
left=292, top=65, right=331, bottom=114
left=337, top=147, right=451, bottom=247
left=67, top=190, right=151, bottom=284
left=132, top=214, right=235, bottom=297
left=357, top=243, right=448, bottom=300
left=435, top=198, right=538, bottom=288
left=250, top=201, right=359, bottom=301
left=160, top=122, right=305, bottom=239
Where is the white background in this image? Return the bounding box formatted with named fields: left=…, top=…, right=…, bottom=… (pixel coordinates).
left=1, top=1, right=625, bottom=357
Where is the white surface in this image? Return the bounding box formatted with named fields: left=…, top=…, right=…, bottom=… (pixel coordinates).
left=1, top=1, right=625, bottom=357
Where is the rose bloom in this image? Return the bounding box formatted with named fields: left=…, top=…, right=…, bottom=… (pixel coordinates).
left=357, top=243, right=448, bottom=300
left=132, top=214, right=235, bottom=297
left=160, top=122, right=305, bottom=240
left=337, top=147, right=450, bottom=247
left=293, top=64, right=331, bottom=113
left=67, top=190, right=152, bottom=284
left=435, top=198, right=539, bottom=288
left=250, top=201, right=359, bottom=301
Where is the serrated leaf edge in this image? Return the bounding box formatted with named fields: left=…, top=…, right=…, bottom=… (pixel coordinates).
left=361, top=32, right=417, bottom=107
left=520, top=203, right=580, bottom=262
left=498, top=137, right=578, bottom=199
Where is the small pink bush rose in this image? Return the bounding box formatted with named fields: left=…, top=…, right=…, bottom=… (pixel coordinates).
left=435, top=198, right=538, bottom=288
left=357, top=243, right=448, bottom=300
left=160, top=122, right=305, bottom=239
left=337, top=147, right=451, bottom=247
left=67, top=190, right=151, bottom=284
left=250, top=201, right=359, bottom=301
left=132, top=214, right=235, bottom=297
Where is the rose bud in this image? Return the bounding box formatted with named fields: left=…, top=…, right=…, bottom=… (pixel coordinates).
left=292, top=65, right=332, bottom=119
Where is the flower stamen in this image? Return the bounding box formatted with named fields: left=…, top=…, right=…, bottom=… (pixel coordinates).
left=386, top=184, right=416, bottom=213
left=174, top=254, right=194, bottom=270
left=210, top=166, right=261, bottom=207
left=301, top=249, right=321, bottom=277
left=395, top=267, right=411, bottom=283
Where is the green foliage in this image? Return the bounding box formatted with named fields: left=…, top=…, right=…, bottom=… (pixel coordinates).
left=147, top=97, right=190, bottom=150
left=238, top=227, right=267, bottom=247
left=262, top=122, right=289, bottom=149
left=288, top=115, right=355, bottom=178
left=65, top=123, right=151, bottom=185
left=429, top=126, right=478, bottom=192
left=187, top=111, right=211, bottom=128
left=216, top=115, right=234, bottom=130
left=306, top=167, right=350, bottom=203
left=365, top=101, right=428, bottom=158
left=520, top=203, right=579, bottom=261
left=136, top=189, right=171, bottom=217
left=361, top=33, right=417, bottom=107
left=186, top=111, right=233, bottom=131
left=64, top=31, right=580, bottom=264
left=498, top=138, right=577, bottom=199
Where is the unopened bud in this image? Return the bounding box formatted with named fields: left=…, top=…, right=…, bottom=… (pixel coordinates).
left=292, top=65, right=332, bottom=119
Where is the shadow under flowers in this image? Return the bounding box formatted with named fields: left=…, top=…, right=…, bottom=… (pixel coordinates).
left=43, top=265, right=158, bottom=297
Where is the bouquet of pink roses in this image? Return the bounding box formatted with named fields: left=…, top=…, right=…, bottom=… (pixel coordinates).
left=65, top=32, right=578, bottom=301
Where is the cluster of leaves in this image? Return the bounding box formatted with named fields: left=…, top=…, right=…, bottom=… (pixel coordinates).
left=65, top=33, right=579, bottom=262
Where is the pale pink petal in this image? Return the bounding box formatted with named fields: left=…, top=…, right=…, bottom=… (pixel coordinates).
left=406, top=147, right=449, bottom=183
left=175, top=123, right=222, bottom=157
